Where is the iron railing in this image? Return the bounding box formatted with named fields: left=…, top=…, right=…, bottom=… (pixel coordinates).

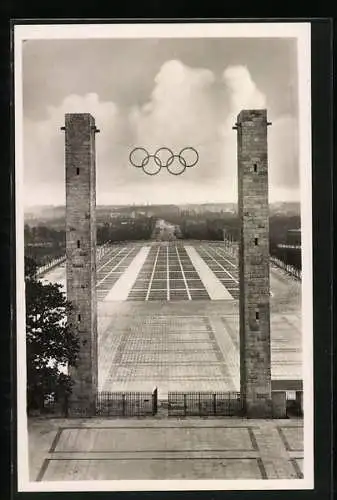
left=96, top=389, right=157, bottom=417
left=35, top=242, right=112, bottom=278
left=223, top=239, right=302, bottom=281
left=27, top=388, right=302, bottom=418
left=270, top=256, right=302, bottom=280
left=167, top=391, right=242, bottom=417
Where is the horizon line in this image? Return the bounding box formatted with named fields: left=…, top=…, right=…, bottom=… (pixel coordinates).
left=24, top=200, right=301, bottom=209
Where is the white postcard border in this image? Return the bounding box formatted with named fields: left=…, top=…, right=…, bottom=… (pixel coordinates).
left=14, top=21, right=313, bottom=492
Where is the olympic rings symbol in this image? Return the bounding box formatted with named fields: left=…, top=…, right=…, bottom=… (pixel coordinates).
left=129, top=147, right=199, bottom=176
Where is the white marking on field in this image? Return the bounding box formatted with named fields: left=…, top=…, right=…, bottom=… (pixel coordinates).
left=200, top=245, right=239, bottom=283
left=166, top=246, right=170, bottom=301
left=146, top=247, right=160, bottom=301
left=104, top=246, right=151, bottom=301
left=185, top=246, right=233, bottom=300
left=175, top=246, right=192, bottom=300
left=97, top=246, right=126, bottom=273
left=97, top=247, right=135, bottom=287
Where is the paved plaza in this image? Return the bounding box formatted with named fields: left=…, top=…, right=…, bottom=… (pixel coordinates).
left=29, top=417, right=303, bottom=481
left=44, top=241, right=301, bottom=303
left=32, top=241, right=303, bottom=482
left=44, top=241, right=301, bottom=309
left=43, top=241, right=302, bottom=394
left=45, top=241, right=302, bottom=398
left=97, top=300, right=301, bottom=394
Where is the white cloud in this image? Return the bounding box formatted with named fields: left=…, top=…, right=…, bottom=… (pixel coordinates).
left=223, top=65, right=266, bottom=113
left=129, top=59, right=217, bottom=151
left=219, top=65, right=298, bottom=201
left=268, top=114, right=299, bottom=189
left=126, top=59, right=227, bottom=206
left=23, top=64, right=299, bottom=207
left=216, top=65, right=268, bottom=198
left=24, top=93, right=119, bottom=206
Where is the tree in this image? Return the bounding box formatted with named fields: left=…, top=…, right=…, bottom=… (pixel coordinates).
left=25, top=255, right=38, bottom=279
left=25, top=257, right=79, bottom=413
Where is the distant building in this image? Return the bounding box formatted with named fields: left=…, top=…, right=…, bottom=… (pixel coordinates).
left=287, top=229, right=301, bottom=246
left=278, top=229, right=301, bottom=250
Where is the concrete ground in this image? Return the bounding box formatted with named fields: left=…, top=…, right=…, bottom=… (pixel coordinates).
left=42, top=241, right=302, bottom=395
left=97, top=299, right=301, bottom=395
left=42, top=241, right=302, bottom=306
left=29, top=417, right=303, bottom=481
left=31, top=241, right=303, bottom=482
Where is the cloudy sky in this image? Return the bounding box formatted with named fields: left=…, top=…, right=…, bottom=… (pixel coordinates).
left=22, top=37, right=299, bottom=207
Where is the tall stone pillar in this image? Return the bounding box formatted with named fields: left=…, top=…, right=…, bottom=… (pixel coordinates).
left=62, top=113, right=99, bottom=416
left=234, top=109, right=272, bottom=418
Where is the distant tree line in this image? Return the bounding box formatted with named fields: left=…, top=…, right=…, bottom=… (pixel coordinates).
left=179, top=219, right=223, bottom=241
left=268, top=214, right=301, bottom=270
left=24, top=224, right=65, bottom=267
left=25, top=218, right=157, bottom=266
left=25, top=224, right=65, bottom=244
left=178, top=213, right=301, bottom=271
left=177, top=213, right=239, bottom=241
left=96, top=217, right=156, bottom=244
left=24, top=213, right=301, bottom=270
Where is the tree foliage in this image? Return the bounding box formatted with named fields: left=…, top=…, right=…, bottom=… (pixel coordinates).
left=24, top=224, right=65, bottom=267
left=96, top=217, right=156, bottom=244
left=25, top=257, right=79, bottom=412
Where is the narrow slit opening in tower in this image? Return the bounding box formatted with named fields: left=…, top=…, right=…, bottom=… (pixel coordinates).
left=253, top=164, right=257, bottom=173
left=255, top=310, right=259, bottom=321
left=77, top=240, right=80, bottom=248
left=254, top=237, right=258, bottom=246
left=76, top=167, right=80, bottom=175
left=78, top=313, right=81, bottom=322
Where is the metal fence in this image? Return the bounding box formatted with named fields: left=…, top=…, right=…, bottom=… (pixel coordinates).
left=223, top=239, right=302, bottom=281
left=96, top=389, right=157, bottom=417
left=36, top=255, right=66, bottom=277
left=35, top=243, right=112, bottom=278
left=270, top=256, right=302, bottom=280
left=29, top=388, right=302, bottom=418
left=167, top=391, right=242, bottom=417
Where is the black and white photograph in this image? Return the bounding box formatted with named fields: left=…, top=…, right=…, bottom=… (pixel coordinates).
left=14, top=22, right=313, bottom=491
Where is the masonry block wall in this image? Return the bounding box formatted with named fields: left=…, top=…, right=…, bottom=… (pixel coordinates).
left=236, top=109, right=272, bottom=418
left=64, top=113, right=98, bottom=416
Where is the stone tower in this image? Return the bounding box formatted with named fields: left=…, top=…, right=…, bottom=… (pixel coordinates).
left=234, top=109, right=272, bottom=418
left=63, top=113, right=99, bottom=416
